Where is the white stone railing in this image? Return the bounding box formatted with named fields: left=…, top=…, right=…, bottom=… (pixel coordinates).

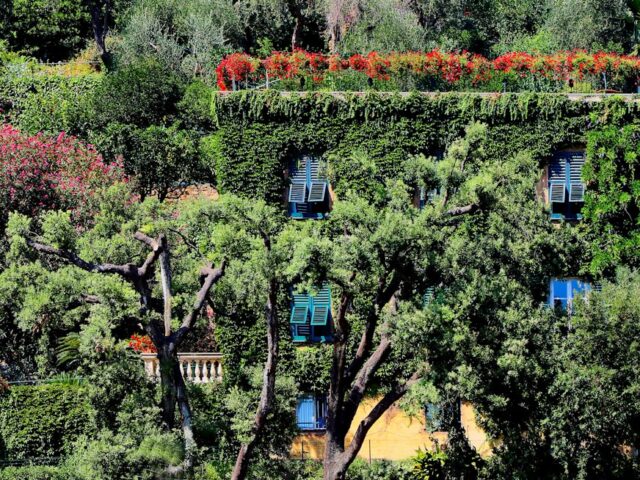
left=141, top=353, right=223, bottom=383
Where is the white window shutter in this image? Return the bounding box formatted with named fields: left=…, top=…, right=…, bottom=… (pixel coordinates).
left=289, top=181, right=307, bottom=203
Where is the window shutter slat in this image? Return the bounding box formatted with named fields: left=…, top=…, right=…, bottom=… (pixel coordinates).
left=288, top=181, right=307, bottom=203
left=549, top=181, right=566, bottom=203
left=307, top=181, right=327, bottom=202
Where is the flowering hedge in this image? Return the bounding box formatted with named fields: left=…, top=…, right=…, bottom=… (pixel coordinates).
left=215, top=50, right=640, bottom=92
left=0, top=125, right=126, bottom=224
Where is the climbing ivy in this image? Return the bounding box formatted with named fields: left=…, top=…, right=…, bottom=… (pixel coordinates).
left=210, top=92, right=640, bottom=204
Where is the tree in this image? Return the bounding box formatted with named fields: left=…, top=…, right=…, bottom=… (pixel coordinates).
left=258, top=122, right=552, bottom=479
left=93, top=123, right=202, bottom=201
left=116, top=0, right=242, bottom=78
left=6, top=201, right=226, bottom=470
left=5, top=193, right=302, bottom=475
left=336, top=0, right=426, bottom=54
left=542, top=0, right=631, bottom=51
left=3, top=0, right=91, bottom=61
left=545, top=270, right=640, bottom=478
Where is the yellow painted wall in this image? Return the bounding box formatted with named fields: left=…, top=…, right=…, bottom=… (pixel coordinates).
left=290, top=399, right=493, bottom=461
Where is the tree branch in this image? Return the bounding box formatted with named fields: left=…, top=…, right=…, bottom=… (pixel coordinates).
left=175, top=260, right=227, bottom=346
left=341, top=335, right=392, bottom=427
left=27, top=239, right=135, bottom=278
left=344, top=372, right=420, bottom=460
left=445, top=203, right=479, bottom=217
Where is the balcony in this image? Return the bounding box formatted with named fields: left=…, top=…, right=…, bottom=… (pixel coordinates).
left=141, top=352, right=223, bottom=384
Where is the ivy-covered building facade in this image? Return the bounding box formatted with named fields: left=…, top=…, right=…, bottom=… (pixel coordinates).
left=209, top=91, right=640, bottom=463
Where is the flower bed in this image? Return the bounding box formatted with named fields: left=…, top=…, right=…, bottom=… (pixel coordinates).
left=215, top=50, right=640, bottom=93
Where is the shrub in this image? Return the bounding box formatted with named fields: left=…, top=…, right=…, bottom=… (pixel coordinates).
left=346, top=458, right=412, bottom=480
left=0, top=465, right=79, bottom=480
left=0, top=383, right=96, bottom=460
left=409, top=448, right=447, bottom=480
left=0, top=125, right=126, bottom=226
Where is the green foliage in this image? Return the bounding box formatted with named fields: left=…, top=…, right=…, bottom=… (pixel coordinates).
left=410, top=448, right=447, bottom=480
left=1, top=0, right=90, bottom=61
left=0, top=383, right=96, bottom=460
left=85, top=59, right=184, bottom=129
left=583, top=123, right=640, bottom=274
left=338, top=0, right=426, bottom=54
left=346, top=458, right=412, bottom=480
left=116, top=0, right=242, bottom=78
left=92, top=122, right=203, bottom=200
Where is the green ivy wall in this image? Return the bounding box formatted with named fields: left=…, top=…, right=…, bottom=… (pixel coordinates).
left=210, top=91, right=639, bottom=204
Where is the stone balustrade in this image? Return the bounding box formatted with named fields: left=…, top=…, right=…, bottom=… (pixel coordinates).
left=141, top=352, right=223, bottom=383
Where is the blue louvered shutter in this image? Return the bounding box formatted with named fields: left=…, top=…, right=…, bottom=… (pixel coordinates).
left=289, top=158, right=308, bottom=204
left=307, top=156, right=327, bottom=202
left=290, top=293, right=310, bottom=324
left=289, top=181, right=307, bottom=203
left=425, top=403, right=442, bottom=431
left=418, top=186, right=426, bottom=209
left=310, top=284, right=331, bottom=326
left=568, top=153, right=586, bottom=202
left=422, top=287, right=435, bottom=306
left=296, top=396, right=316, bottom=430
left=549, top=156, right=566, bottom=203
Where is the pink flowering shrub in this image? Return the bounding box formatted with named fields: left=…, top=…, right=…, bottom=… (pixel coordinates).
left=0, top=125, right=126, bottom=225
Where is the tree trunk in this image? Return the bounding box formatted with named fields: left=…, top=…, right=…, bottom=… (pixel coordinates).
left=176, top=366, right=195, bottom=468
left=231, top=282, right=278, bottom=480
left=323, top=440, right=349, bottom=480
left=158, top=345, right=179, bottom=429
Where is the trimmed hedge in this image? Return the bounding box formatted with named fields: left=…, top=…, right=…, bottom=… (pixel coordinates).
left=0, top=383, right=95, bottom=460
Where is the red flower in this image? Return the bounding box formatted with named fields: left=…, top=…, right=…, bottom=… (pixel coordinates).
left=128, top=334, right=157, bottom=353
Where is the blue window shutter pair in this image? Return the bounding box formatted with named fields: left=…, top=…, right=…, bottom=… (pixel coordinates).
left=548, top=152, right=586, bottom=209
left=289, top=156, right=327, bottom=204
left=290, top=285, right=332, bottom=342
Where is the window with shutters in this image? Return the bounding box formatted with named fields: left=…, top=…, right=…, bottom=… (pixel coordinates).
left=548, top=151, right=586, bottom=220
left=296, top=394, right=328, bottom=430
left=288, top=155, right=330, bottom=219
left=548, top=278, right=592, bottom=311
left=290, top=284, right=333, bottom=343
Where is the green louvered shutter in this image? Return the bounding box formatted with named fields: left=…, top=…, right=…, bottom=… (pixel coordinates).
left=423, top=287, right=435, bottom=306
left=568, top=153, right=586, bottom=202
left=549, top=156, right=567, bottom=203
left=310, top=284, right=331, bottom=326
left=290, top=293, right=310, bottom=324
